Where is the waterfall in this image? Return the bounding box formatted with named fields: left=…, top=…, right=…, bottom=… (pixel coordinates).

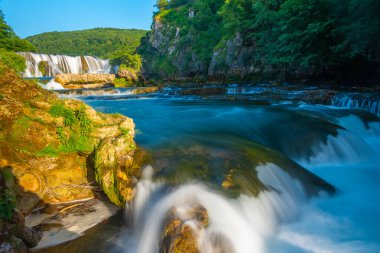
left=121, top=163, right=307, bottom=253
left=331, top=94, right=380, bottom=116
left=18, top=52, right=111, bottom=78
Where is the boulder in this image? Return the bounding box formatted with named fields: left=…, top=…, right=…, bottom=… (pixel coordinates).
left=55, top=74, right=115, bottom=89
left=160, top=205, right=209, bottom=253
left=0, top=63, right=142, bottom=214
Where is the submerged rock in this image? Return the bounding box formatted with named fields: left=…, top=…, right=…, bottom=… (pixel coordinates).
left=152, top=140, right=335, bottom=198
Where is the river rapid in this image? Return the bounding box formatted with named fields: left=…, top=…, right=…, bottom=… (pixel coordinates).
left=39, top=94, right=380, bottom=253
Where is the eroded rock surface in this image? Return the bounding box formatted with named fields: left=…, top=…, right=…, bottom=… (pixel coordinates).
left=0, top=64, right=141, bottom=210
left=55, top=74, right=115, bottom=89
left=160, top=205, right=209, bottom=253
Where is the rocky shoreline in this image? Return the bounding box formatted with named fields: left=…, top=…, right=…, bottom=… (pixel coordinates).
left=0, top=63, right=143, bottom=251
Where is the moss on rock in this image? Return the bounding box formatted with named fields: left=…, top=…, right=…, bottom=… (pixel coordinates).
left=0, top=62, right=142, bottom=212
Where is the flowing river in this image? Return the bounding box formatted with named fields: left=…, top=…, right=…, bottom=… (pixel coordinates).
left=38, top=94, right=380, bottom=253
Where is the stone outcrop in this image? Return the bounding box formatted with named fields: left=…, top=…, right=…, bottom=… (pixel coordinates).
left=55, top=73, right=115, bottom=89
left=141, top=20, right=255, bottom=82
left=0, top=63, right=141, bottom=213
left=140, top=19, right=329, bottom=83
left=0, top=168, right=42, bottom=252
left=117, top=67, right=138, bottom=81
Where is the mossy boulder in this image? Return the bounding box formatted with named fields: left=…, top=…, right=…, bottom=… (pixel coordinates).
left=0, top=63, right=141, bottom=213
left=115, top=66, right=139, bottom=87
left=37, top=61, right=49, bottom=76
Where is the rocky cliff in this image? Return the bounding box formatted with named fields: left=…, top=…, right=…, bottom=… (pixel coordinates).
left=139, top=1, right=380, bottom=84
left=0, top=62, right=141, bottom=220
left=140, top=18, right=274, bottom=83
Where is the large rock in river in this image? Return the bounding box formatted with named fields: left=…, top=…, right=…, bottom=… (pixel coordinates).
left=55, top=73, right=115, bottom=89
left=0, top=63, right=141, bottom=214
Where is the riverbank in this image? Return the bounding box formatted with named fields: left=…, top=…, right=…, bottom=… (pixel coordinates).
left=0, top=63, right=142, bottom=252
left=29, top=198, right=119, bottom=250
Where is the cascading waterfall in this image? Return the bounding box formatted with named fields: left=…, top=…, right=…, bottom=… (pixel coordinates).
left=18, top=52, right=111, bottom=77
left=122, top=163, right=307, bottom=253
left=331, top=93, right=380, bottom=116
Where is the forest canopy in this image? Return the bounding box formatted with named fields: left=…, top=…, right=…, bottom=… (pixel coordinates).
left=145, top=0, right=380, bottom=80
left=26, top=28, right=147, bottom=59
left=0, top=10, right=34, bottom=72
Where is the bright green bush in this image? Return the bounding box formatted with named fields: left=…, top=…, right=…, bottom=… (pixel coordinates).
left=0, top=49, right=26, bottom=73
left=110, top=53, right=142, bottom=71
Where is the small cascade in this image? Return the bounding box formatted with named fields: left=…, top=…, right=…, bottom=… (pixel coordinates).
left=18, top=52, right=111, bottom=77
left=45, top=79, right=64, bottom=90
left=331, top=93, right=380, bottom=116
left=226, top=86, right=268, bottom=95
left=122, top=164, right=307, bottom=253
left=298, top=114, right=380, bottom=167
left=54, top=88, right=136, bottom=98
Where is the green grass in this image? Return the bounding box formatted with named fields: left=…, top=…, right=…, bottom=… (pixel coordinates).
left=38, top=103, right=96, bottom=157
left=114, top=78, right=129, bottom=88
left=36, top=144, right=60, bottom=157
left=119, top=127, right=130, bottom=136
left=49, top=103, right=77, bottom=126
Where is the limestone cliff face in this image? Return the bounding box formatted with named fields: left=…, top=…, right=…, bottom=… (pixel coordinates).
left=0, top=64, right=140, bottom=214
left=140, top=21, right=261, bottom=82
left=141, top=21, right=208, bottom=81
left=141, top=20, right=315, bottom=83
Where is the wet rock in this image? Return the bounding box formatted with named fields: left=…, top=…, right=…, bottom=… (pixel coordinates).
left=55, top=74, right=115, bottom=89
left=0, top=63, right=141, bottom=212
left=160, top=205, right=209, bottom=253
left=152, top=141, right=335, bottom=198
left=0, top=236, right=27, bottom=253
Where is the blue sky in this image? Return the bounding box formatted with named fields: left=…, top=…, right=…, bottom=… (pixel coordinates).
left=0, top=0, right=157, bottom=38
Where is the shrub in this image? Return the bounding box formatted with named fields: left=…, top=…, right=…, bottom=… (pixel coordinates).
left=110, top=52, right=142, bottom=71
left=0, top=49, right=26, bottom=73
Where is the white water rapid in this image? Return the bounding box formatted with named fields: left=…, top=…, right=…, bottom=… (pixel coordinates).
left=121, top=163, right=307, bottom=253
left=332, top=94, right=380, bottom=117
left=117, top=113, right=380, bottom=253
left=80, top=98, right=380, bottom=253
left=19, top=52, right=111, bottom=77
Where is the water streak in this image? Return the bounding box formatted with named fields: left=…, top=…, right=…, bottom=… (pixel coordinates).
left=19, top=52, right=111, bottom=77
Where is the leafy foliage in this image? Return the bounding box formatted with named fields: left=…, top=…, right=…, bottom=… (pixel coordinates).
left=0, top=49, right=26, bottom=73
left=45, top=103, right=95, bottom=155
left=0, top=189, right=15, bottom=221
left=0, top=10, right=36, bottom=52
left=0, top=168, right=16, bottom=222
left=143, top=0, right=380, bottom=80
left=26, top=28, right=147, bottom=59
left=110, top=52, right=142, bottom=70
left=0, top=9, right=34, bottom=72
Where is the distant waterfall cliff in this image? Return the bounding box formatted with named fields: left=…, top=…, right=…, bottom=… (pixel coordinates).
left=19, top=52, right=111, bottom=77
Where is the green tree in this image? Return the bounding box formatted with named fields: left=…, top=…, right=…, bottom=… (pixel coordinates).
left=0, top=9, right=36, bottom=52
left=156, top=0, right=169, bottom=10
